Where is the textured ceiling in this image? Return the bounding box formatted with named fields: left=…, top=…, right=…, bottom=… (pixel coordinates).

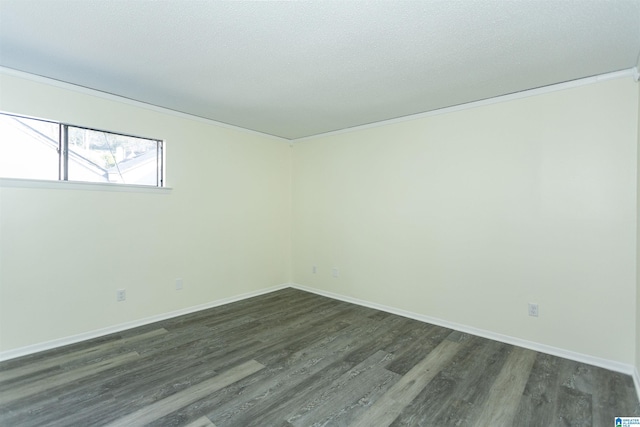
left=0, top=1, right=639, bottom=140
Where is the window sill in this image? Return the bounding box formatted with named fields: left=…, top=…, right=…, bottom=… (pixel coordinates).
left=0, top=177, right=172, bottom=193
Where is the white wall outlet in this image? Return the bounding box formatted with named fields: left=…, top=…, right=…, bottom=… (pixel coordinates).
left=312, top=265, right=317, bottom=274
left=116, top=289, right=126, bottom=302
left=528, top=303, right=539, bottom=317
left=332, top=268, right=339, bottom=278
left=176, top=278, right=183, bottom=290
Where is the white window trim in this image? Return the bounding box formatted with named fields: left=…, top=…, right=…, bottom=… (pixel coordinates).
left=0, top=111, right=166, bottom=188
left=0, top=176, right=172, bottom=193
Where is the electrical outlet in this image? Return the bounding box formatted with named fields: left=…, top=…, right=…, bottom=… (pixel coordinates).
left=312, top=265, right=317, bottom=274
left=116, top=289, right=126, bottom=302
left=332, top=268, right=339, bottom=278
left=528, top=303, right=539, bottom=317
left=176, top=278, right=183, bottom=290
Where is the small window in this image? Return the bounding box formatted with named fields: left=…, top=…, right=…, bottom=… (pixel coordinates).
left=0, top=114, right=59, bottom=181
left=0, top=113, right=163, bottom=187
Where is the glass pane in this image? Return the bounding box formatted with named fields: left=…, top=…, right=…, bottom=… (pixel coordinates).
left=0, top=114, right=59, bottom=180
left=67, top=127, right=159, bottom=186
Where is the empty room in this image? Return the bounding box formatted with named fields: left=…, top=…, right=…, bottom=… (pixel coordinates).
left=1, top=1, right=640, bottom=426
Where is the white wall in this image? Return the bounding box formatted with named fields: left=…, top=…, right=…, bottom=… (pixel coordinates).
left=0, top=71, right=292, bottom=353
left=1, top=69, right=639, bottom=371
left=292, top=77, right=639, bottom=365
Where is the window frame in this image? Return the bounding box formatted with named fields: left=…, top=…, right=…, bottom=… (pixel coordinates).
left=0, top=111, right=165, bottom=188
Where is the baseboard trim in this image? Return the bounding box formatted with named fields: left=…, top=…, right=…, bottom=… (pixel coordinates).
left=0, top=283, right=290, bottom=362
left=3, top=280, right=638, bottom=398
left=290, top=283, right=637, bottom=378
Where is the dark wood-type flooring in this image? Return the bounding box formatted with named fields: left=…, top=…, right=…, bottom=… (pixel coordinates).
left=1, top=288, right=639, bottom=426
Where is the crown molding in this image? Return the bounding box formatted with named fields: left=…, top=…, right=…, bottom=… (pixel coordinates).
left=0, top=66, right=289, bottom=143
left=293, top=69, right=637, bottom=143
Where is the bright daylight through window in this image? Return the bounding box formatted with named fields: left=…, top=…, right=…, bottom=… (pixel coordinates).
left=0, top=112, right=164, bottom=187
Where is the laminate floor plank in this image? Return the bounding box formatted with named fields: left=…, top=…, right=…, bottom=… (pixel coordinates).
left=205, top=296, right=335, bottom=334
left=301, top=367, right=399, bottom=427
left=1, top=288, right=638, bottom=427
left=130, top=326, right=229, bottom=358
left=240, top=320, right=405, bottom=427
left=285, top=350, right=400, bottom=427
left=5, top=337, right=264, bottom=426
left=222, top=358, right=358, bottom=427
left=591, top=367, right=640, bottom=424
left=436, top=340, right=515, bottom=426
left=209, top=321, right=389, bottom=426
left=350, top=339, right=463, bottom=427
left=471, top=346, right=538, bottom=426
left=383, top=322, right=452, bottom=376
left=161, top=288, right=317, bottom=334
left=105, top=339, right=263, bottom=402
left=0, top=328, right=167, bottom=385
left=198, top=299, right=347, bottom=355
left=232, top=289, right=334, bottom=319
left=105, top=360, right=265, bottom=427
left=389, top=338, right=511, bottom=426
left=512, top=353, right=565, bottom=427
left=0, top=351, right=139, bottom=406
left=338, top=317, right=410, bottom=367
left=250, top=302, right=357, bottom=345
left=145, top=317, right=358, bottom=426
left=184, top=416, right=217, bottom=427
left=251, top=316, right=356, bottom=368
left=553, top=385, right=593, bottom=427
left=0, top=335, right=122, bottom=371
left=14, top=390, right=118, bottom=427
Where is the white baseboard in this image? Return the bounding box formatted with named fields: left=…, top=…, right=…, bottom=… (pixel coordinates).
left=290, top=283, right=638, bottom=378
left=4, top=281, right=639, bottom=404
left=634, top=367, right=640, bottom=404
left=0, top=283, right=290, bottom=362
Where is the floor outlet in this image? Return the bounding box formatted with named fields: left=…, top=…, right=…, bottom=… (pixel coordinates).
left=528, top=303, right=539, bottom=317
left=117, top=289, right=126, bottom=302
